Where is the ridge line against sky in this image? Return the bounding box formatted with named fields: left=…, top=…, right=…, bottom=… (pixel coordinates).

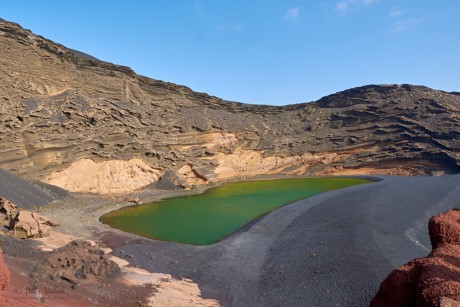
left=2, top=1, right=459, bottom=105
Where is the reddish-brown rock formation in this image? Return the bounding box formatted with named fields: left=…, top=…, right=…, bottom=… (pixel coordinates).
left=0, top=247, right=9, bottom=306
left=429, top=209, right=460, bottom=249
left=34, top=240, right=120, bottom=285
left=371, top=209, right=460, bottom=307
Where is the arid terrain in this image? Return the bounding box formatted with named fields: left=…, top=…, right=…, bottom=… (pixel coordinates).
left=0, top=18, right=459, bottom=306
left=1, top=19, right=460, bottom=193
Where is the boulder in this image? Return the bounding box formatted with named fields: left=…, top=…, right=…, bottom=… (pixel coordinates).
left=429, top=209, right=460, bottom=249
left=0, top=247, right=9, bottom=306
left=371, top=209, right=460, bottom=307
left=11, top=210, right=56, bottom=238
left=34, top=240, right=120, bottom=285
left=0, top=197, right=18, bottom=221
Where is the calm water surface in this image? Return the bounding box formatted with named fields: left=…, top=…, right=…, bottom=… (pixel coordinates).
left=101, top=178, right=371, bottom=245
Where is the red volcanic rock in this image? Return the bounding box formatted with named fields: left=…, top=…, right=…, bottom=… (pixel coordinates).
left=371, top=209, right=460, bottom=307
left=0, top=247, right=9, bottom=306
left=371, top=261, right=420, bottom=307
left=418, top=244, right=460, bottom=306
left=429, top=209, right=460, bottom=249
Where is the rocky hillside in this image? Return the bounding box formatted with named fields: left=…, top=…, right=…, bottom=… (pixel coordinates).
left=0, top=18, right=459, bottom=193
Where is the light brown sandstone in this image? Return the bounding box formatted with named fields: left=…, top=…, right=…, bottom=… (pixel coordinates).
left=0, top=197, right=18, bottom=221
left=43, top=158, right=161, bottom=194
left=11, top=210, right=56, bottom=238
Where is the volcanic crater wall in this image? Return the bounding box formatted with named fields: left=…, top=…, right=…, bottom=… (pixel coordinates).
left=1, top=18, right=459, bottom=192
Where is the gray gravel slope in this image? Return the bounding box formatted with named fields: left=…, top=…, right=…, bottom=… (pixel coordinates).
left=0, top=168, right=68, bottom=208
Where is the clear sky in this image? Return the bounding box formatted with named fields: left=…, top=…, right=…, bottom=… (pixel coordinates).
left=2, top=1, right=459, bottom=105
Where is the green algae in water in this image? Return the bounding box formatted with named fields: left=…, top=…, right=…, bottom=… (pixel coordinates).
left=101, top=178, right=371, bottom=245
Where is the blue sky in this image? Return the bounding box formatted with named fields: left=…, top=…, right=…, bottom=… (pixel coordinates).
left=2, top=1, right=459, bottom=105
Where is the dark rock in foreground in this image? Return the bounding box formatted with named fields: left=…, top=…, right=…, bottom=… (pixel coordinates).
left=34, top=240, right=120, bottom=285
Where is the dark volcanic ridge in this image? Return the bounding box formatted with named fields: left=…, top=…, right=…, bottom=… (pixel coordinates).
left=0, top=18, right=459, bottom=193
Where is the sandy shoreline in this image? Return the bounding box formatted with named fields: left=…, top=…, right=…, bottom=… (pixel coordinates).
left=36, top=173, right=339, bottom=238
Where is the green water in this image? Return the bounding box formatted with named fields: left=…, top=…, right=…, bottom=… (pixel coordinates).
left=101, top=178, right=370, bottom=245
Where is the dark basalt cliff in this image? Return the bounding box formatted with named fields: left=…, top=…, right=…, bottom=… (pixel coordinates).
left=0, top=18, right=459, bottom=192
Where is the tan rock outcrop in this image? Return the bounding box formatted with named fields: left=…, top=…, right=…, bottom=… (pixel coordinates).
left=11, top=210, right=56, bottom=238
left=111, top=255, right=220, bottom=306
left=371, top=209, right=460, bottom=307
left=0, top=197, right=18, bottom=221
left=211, top=150, right=343, bottom=180
left=43, top=158, right=161, bottom=194
left=173, top=164, right=208, bottom=188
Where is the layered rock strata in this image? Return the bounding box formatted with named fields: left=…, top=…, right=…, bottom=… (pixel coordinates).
left=0, top=18, right=459, bottom=193
left=371, top=209, right=460, bottom=306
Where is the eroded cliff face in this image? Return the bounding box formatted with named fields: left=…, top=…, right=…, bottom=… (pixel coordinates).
left=43, top=158, right=161, bottom=194
left=1, top=18, right=459, bottom=193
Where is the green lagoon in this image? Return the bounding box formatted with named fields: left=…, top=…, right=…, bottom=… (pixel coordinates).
left=101, top=178, right=370, bottom=245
